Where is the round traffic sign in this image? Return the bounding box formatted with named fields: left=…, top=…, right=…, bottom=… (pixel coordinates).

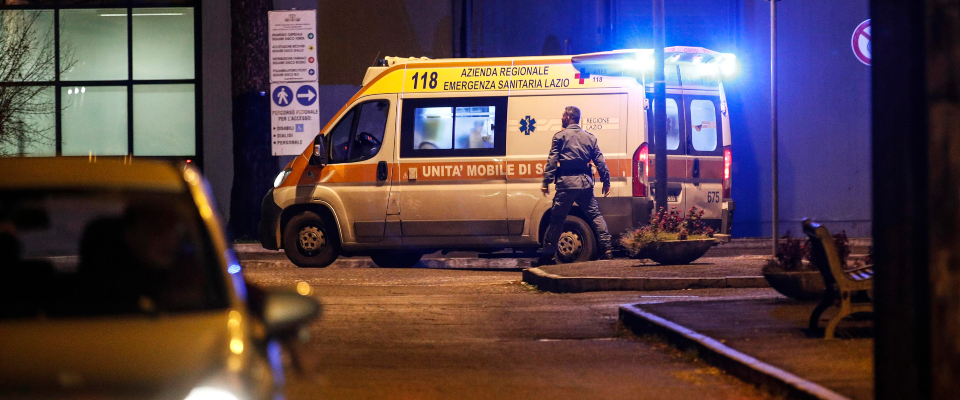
left=851, top=19, right=871, bottom=66
left=272, top=85, right=292, bottom=107
left=296, top=85, right=317, bottom=106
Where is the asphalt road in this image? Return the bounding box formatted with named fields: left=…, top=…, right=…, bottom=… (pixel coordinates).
left=242, top=259, right=778, bottom=400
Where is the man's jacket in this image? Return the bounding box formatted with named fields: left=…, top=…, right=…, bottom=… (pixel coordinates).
left=542, top=123, right=611, bottom=191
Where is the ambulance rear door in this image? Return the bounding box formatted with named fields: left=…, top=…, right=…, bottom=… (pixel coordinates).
left=646, top=90, right=688, bottom=213
left=681, top=89, right=725, bottom=226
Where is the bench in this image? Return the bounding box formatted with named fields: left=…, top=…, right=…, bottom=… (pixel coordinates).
left=802, top=219, right=873, bottom=339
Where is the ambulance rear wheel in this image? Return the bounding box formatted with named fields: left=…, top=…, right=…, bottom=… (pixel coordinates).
left=283, top=211, right=340, bottom=268
left=555, top=216, right=597, bottom=264
left=370, top=251, right=423, bottom=268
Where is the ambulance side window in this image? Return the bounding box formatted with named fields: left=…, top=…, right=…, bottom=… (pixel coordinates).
left=328, top=109, right=356, bottom=164
left=400, top=97, right=507, bottom=158
left=327, top=100, right=390, bottom=164
left=352, top=101, right=389, bottom=161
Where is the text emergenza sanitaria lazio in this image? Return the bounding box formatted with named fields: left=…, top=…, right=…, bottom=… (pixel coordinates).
left=442, top=66, right=571, bottom=91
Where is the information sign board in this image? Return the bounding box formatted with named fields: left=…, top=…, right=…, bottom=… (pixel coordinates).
left=268, top=10, right=318, bottom=83
left=270, top=82, right=320, bottom=156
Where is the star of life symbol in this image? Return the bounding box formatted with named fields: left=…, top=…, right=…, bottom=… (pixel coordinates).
left=520, top=116, right=536, bottom=135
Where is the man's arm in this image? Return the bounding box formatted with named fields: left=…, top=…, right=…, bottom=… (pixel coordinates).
left=542, top=133, right=562, bottom=192
left=591, top=141, right=612, bottom=195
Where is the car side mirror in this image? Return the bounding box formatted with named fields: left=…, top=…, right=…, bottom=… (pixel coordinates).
left=261, top=288, right=322, bottom=338
left=310, top=135, right=328, bottom=167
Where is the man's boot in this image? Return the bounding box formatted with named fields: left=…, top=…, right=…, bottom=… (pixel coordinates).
left=599, top=249, right=613, bottom=260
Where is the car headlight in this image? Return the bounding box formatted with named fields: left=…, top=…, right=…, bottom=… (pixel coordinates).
left=273, top=169, right=291, bottom=188
left=184, top=386, right=241, bottom=400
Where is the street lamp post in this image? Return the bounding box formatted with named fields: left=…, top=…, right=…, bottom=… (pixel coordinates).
left=770, top=0, right=779, bottom=256
left=652, top=0, right=668, bottom=214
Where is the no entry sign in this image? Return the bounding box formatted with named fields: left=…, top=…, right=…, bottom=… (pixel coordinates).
left=851, top=19, right=871, bottom=66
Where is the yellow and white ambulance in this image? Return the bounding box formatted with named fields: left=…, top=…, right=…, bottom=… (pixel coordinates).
left=259, top=47, right=736, bottom=268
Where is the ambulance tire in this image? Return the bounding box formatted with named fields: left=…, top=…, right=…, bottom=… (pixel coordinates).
left=554, top=216, right=597, bottom=264
left=370, top=251, right=423, bottom=268
left=283, top=211, right=340, bottom=268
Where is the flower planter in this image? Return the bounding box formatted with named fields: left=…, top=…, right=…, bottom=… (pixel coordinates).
left=630, top=239, right=714, bottom=265
left=762, top=269, right=825, bottom=300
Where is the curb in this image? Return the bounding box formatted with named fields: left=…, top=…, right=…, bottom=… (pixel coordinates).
left=618, top=304, right=850, bottom=400
left=522, top=268, right=768, bottom=293
left=239, top=257, right=531, bottom=269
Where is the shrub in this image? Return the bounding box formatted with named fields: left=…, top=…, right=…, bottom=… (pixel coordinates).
left=620, top=207, right=714, bottom=256
left=767, top=230, right=851, bottom=272
left=775, top=232, right=808, bottom=271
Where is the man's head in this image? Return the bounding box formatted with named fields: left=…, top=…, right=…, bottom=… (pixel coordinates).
left=561, top=106, right=581, bottom=128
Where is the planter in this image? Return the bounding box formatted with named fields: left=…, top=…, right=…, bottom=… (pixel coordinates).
left=762, top=269, right=826, bottom=300
left=630, top=239, right=714, bottom=265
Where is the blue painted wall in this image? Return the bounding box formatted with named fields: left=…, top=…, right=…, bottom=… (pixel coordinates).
left=730, top=0, right=871, bottom=237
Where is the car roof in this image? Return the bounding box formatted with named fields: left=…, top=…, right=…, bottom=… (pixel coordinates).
left=0, top=158, right=187, bottom=192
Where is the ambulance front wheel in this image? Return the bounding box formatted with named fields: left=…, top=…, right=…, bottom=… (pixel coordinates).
left=283, top=211, right=340, bottom=268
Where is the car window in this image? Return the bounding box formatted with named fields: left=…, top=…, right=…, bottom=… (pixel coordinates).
left=400, top=97, right=507, bottom=158
left=0, top=190, right=229, bottom=318
left=689, top=99, right=719, bottom=152
left=350, top=100, right=389, bottom=161
left=328, top=100, right=390, bottom=164
left=328, top=109, right=356, bottom=164
left=648, top=97, right=681, bottom=151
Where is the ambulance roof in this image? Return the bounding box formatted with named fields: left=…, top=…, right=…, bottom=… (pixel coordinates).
left=365, top=47, right=736, bottom=86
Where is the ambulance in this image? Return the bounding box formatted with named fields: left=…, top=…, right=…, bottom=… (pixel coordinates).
left=259, top=46, right=737, bottom=268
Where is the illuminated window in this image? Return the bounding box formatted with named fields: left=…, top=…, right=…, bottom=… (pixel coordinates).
left=401, top=97, right=506, bottom=158
left=690, top=99, right=718, bottom=152
left=61, top=86, right=128, bottom=156
left=0, top=3, right=199, bottom=160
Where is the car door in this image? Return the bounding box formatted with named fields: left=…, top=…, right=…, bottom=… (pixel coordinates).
left=396, top=96, right=509, bottom=246
left=322, top=96, right=395, bottom=243
left=646, top=93, right=687, bottom=213
left=682, top=95, right=724, bottom=221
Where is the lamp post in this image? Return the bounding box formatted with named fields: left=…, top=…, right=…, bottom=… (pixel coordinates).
left=652, top=0, right=668, bottom=213
left=770, top=0, right=779, bottom=256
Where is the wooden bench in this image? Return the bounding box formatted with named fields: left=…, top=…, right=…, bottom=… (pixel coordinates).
left=802, top=219, right=873, bottom=339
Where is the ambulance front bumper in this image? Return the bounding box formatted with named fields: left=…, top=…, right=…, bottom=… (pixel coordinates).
left=258, top=188, right=282, bottom=250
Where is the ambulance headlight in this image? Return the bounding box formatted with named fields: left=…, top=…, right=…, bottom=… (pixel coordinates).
left=274, top=169, right=291, bottom=188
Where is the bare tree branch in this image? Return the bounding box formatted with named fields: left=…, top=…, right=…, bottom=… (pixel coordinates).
left=0, top=10, right=76, bottom=156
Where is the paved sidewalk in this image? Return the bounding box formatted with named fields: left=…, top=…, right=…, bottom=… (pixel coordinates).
left=620, top=298, right=873, bottom=400
left=523, top=256, right=769, bottom=293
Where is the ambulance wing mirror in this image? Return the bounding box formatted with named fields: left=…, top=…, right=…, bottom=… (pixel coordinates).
left=310, top=135, right=328, bottom=167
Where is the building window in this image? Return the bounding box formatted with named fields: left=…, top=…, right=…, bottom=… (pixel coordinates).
left=0, top=1, right=199, bottom=160
left=61, top=85, right=127, bottom=155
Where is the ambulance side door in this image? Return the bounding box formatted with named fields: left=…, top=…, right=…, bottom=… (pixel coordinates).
left=396, top=96, right=509, bottom=246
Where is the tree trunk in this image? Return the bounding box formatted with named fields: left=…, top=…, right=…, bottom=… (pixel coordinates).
left=229, top=0, right=273, bottom=239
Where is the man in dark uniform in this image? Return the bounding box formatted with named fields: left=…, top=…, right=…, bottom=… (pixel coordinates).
left=537, top=106, right=613, bottom=265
